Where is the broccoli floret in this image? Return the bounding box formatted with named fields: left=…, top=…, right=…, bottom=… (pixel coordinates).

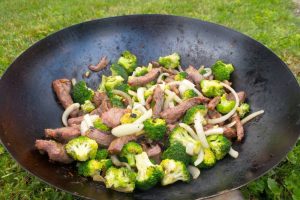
left=207, top=135, right=231, bottom=160
left=115, top=83, right=130, bottom=93
left=107, top=91, right=125, bottom=108
left=105, top=167, right=136, bottom=193
left=98, top=75, right=107, bottom=92
left=93, top=118, right=110, bottom=132
left=133, top=66, right=149, bottom=77
left=174, top=72, right=188, bottom=81
left=81, top=100, right=95, bottom=113
left=160, top=159, right=191, bottom=185
left=158, top=53, right=180, bottom=69
left=200, top=80, right=225, bottom=97
left=192, top=148, right=216, bottom=169
left=78, top=159, right=102, bottom=177
left=120, top=142, right=143, bottom=167
left=211, top=60, right=234, bottom=81
left=100, top=159, right=113, bottom=172
left=95, top=149, right=109, bottom=161
left=216, top=94, right=236, bottom=114
left=135, top=152, right=163, bottom=190
left=120, top=110, right=142, bottom=124
left=182, top=105, right=207, bottom=125
left=169, top=126, right=201, bottom=155
left=72, top=81, right=94, bottom=104
left=237, top=103, right=250, bottom=118
left=118, top=50, right=138, bottom=73
left=143, top=118, right=167, bottom=141
left=182, top=89, right=198, bottom=100
left=111, top=63, right=129, bottom=81
left=144, top=88, right=154, bottom=99
left=65, top=136, right=98, bottom=161
left=105, top=76, right=124, bottom=91
left=162, top=143, right=191, bottom=166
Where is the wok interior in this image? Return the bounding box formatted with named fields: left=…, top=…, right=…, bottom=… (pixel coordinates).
left=0, top=15, right=299, bottom=200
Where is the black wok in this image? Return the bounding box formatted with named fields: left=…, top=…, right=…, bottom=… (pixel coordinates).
left=0, top=15, right=299, bottom=200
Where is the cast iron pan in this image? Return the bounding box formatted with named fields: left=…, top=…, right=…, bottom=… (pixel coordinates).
left=0, top=15, right=299, bottom=200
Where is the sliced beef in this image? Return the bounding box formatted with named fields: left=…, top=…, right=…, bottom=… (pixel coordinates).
left=35, top=140, right=73, bottom=164
left=208, top=110, right=224, bottom=126
left=227, top=91, right=246, bottom=104
left=223, top=127, right=237, bottom=140
left=86, top=129, right=115, bottom=147
left=150, top=61, right=161, bottom=68
left=233, top=115, right=244, bottom=142
left=153, top=85, right=165, bottom=118
left=145, top=95, right=153, bottom=110
left=164, top=76, right=175, bottom=83
left=143, top=144, right=162, bottom=157
left=101, top=108, right=130, bottom=128
left=91, top=92, right=111, bottom=116
left=128, top=68, right=161, bottom=86
left=68, top=116, right=84, bottom=126
left=160, top=96, right=210, bottom=123
left=170, top=85, right=180, bottom=96
left=92, top=91, right=102, bottom=107
left=108, top=135, right=137, bottom=154
left=185, top=65, right=203, bottom=85
left=161, top=67, right=178, bottom=75
left=45, top=127, right=81, bottom=143
left=207, top=96, right=221, bottom=110
left=88, top=56, right=109, bottom=72
left=167, top=124, right=177, bottom=132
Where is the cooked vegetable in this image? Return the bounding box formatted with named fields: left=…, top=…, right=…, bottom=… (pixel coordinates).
left=105, top=76, right=124, bottom=91
left=65, top=136, right=98, bottom=161
left=160, top=159, right=191, bottom=185
left=211, top=60, right=234, bottom=81
left=192, top=148, right=216, bottom=169
left=95, top=149, right=109, bottom=161
left=158, top=53, right=180, bottom=69
left=120, top=142, right=143, bottom=167
left=93, top=118, right=110, bottom=132
left=162, top=143, right=191, bottom=166
left=118, top=50, right=137, bottom=73
left=216, top=94, right=236, bottom=114
left=78, top=159, right=102, bottom=177
left=143, top=118, right=167, bottom=141
left=174, top=72, right=188, bottom=81
left=100, top=159, right=113, bottom=172
left=200, top=80, right=224, bottom=97
left=107, top=91, right=125, bottom=108
left=120, top=110, right=142, bottom=124
left=183, top=105, right=207, bottom=125
left=237, top=103, right=250, bottom=118
left=81, top=100, right=95, bottom=113
left=62, top=103, right=80, bottom=126
left=182, top=89, right=198, bottom=100
left=206, top=134, right=231, bottom=160
left=72, top=80, right=94, bottom=104
left=133, top=66, right=149, bottom=77
left=111, top=63, right=129, bottom=81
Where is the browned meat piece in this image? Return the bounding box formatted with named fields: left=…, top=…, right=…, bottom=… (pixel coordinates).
left=150, top=61, right=161, bottom=68
left=92, top=91, right=102, bottom=107
left=203, top=124, right=214, bottom=131
left=35, top=140, right=73, bottom=164
left=207, top=96, right=221, bottom=110
left=185, top=65, right=204, bottom=85
left=223, top=127, right=237, bottom=140
left=153, top=85, right=165, bottom=118
left=145, top=95, right=153, bottom=110
left=128, top=68, right=161, bottom=86
left=91, top=92, right=111, bottom=116
left=68, top=116, right=84, bottom=126
left=108, top=135, right=137, bottom=154
left=45, top=127, right=81, bottom=143
left=89, top=56, right=109, bottom=72
left=143, top=144, right=162, bottom=157
left=170, top=85, right=180, bottom=96
left=208, top=110, right=224, bottom=126
left=164, top=76, right=175, bottom=83
left=161, top=97, right=210, bottom=123
left=161, top=67, right=178, bottom=75
left=86, top=129, right=115, bottom=147
left=227, top=91, right=246, bottom=104
left=101, top=108, right=130, bottom=128
left=167, top=124, right=177, bottom=132
left=233, top=115, right=244, bottom=141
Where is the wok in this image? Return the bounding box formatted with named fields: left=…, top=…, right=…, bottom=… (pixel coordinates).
left=0, top=15, right=299, bottom=200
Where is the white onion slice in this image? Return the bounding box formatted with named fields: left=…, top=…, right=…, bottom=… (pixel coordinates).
left=111, top=155, right=131, bottom=169
left=112, top=123, right=144, bottom=137
left=202, top=68, right=212, bottom=78
left=178, top=65, right=184, bottom=72
left=166, top=81, right=181, bottom=86
left=194, top=148, right=204, bottom=166
left=186, top=143, right=195, bottom=156
left=71, top=78, right=77, bottom=86
left=169, top=101, right=175, bottom=108
left=157, top=73, right=169, bottom=83
left=241, top=110, right=265, bottom=124
left=80, top=114, right=99, bottom=135
left=207, top=83, right=240, bottom=124
left=133, top=109, right=152, bottom=124
left=194, top=113, right=209, bottom=148
left=62, top=103, right=80, bottom=126
left=128, top=90, right=137, bottom=96
left=137, top=87, right=146, bottom=106
left=163, top=95, right=172, bottom=110
left=226, top=121, right=236, bottom=128
left=92, top=174, right=105, bottom=182
left=228, top=147, right=239, bottom=158
left=133, top=102, right=147, bottom=114
left=188, top=165, right=200, bottom=179
left=179, top=123, right=198, bottom=140
left=165, top=89, right=182, bottom=103
left=204, top=128, right=224, bottom=136
left=112, top=90, right=133, bottom=107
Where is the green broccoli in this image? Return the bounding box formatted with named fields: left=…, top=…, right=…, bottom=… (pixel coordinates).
left=211, top=60, right=234, bottom=81
left=237, top=103, right=250, bottom=118
left=104, top=167, right=136, bottom=193
left=158, top=53, right=180, bottom=69
left=120, top=110, right=142, bottom=124
left=104, top=76, right=124, bottom=91
left=95, top=149, right=109, bottom=161
left=169, top=126, right=201, bottom=155
left=98, top=75, right=107, bottom=92
left=110, top=63, right=129, bottom=81
left=118, top=50, right=138, bottom=73
left=144, top=88, right=154, bottom=99
left=133, top=66, right=149, bottom=77
left=99, top=159, right=113, bottom=172
left=72, top=80, right=94, bottom=104
left=65, top=136, right=98, bottom=161
left=160, top=159, right=191, bottom=186
left=174, top=72, right=188, bottom=81
left=206, top=134, right=231, bottom=160
left=162, top=143, right=191, bottom=166
left=120, top=142, right=143, bottom=167
left=93, top=118, right=110, bottom=132
left=135, top=152, right=163, bottom=190
left=81, top=100, right=95, bottom=113
left=78, top=159, right=102, bottom=177
left=192, top=148, right=216, bottom=169
left=182, top=105, right=207, bottom=125
left=143, top=118, right=167, bottom=141
left=182, top=89, right=198, bottom=100
left=216, top=94, right=236, bottom=114
left=200, top=80, right=225, bottom=97
left=114, top=83, right=130, bottom=93
left=107, top=91, right=125, bottom=108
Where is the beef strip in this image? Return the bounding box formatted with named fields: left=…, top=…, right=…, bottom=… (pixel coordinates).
left=145, top=95, right=153, bottom=110
left=101, top=108, right=130, bottom=128
left=92, top=91, right=102, bottom=107
left=207, top=109, right=224, bottom=126
left=150, top=61, right=161, bottom=68
left=207, top=96, right=221, bottom=110
left=223, top=127, right=237, bottom=140
left=170, top=84, right=180, bottom=96
left=160, top=96, right=210, bottom=123
left=227, top=91, right=246, bottom=104
left=68, top=116, right=84, bottom=126
left=153, top=85, right=165, bottom=118
left=45, top=127, right=81, bottom=143
left=108, top=135, right=137, bottom=154
left=35, top=140, right=73, bottom=164
left=91, top=92, right=111, bottom=116
left=233, top=115, right=244, bottom=141
left=88, top=56, right=109, bottom=72
left=185, top=65, right=204, bottom=85
left=142, top=144, right=162, bottom=157
left=85, top=129, right=115, bottom=147
left=161, top=67, right=178, bottom=75
left=164, top=76, right=175, bottom=83
left=128, top=68, right=161, bottom=86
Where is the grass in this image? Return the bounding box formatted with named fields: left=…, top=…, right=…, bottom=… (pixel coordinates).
left=0, top=0, right=299, bottom=199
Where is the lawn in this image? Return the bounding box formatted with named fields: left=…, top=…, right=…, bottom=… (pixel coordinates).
left=0, top=0, right=299, bottom=199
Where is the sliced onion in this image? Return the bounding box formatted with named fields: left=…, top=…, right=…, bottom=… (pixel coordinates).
left=133, top=102, right=147, bottom=114
left=178, top=65, right=184, bottom=72
left=188, top=165, right=200, bottom=179
left=157, top=73, right=169, bottom=83
left=166, top=81, right=181, bottom=86
left=194, top=148, right=204, bottom=166
left=80, top=114, right=99, bottom=135
left=204, top=128, right=224, bottom=136
left=111, top=155, right=131, bottom=169
left=228, top=147, right=239, bottom=158
left=207, top=83, right=240, bottom=124
left=92, top=174, right=105, bottom=182
left=112, top=89, right=133, bottom=107
left=62, top=103, right=80, bottom=126
left=128, top=90, right=137, bottom=96
left=165, top=89, right=182, bottom=103
left=111, top=123, right=144, bottom=137
left=241, top=110, right=265, bottom=124
left=71, top=78, right=77, bottom=86
left=164, top=95, right=172, bottom=110
left=179, top=123, right=198, bottom=140
left=169, top=101, right=175, bottom=108
left=186, top=143, right=195, bottom=156
left=202, top=68, right=212, bottom=78
left=194, top=113, right=209, bottom=148
left=226, top=121, right=236, bottom=128
left=137, top=87, right=146, bottom=105
left=133, top=109, right=152, bottom=124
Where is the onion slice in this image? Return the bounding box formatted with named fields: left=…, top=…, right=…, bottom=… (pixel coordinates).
left=133, top=109, right=153, bottom=124
left=178, top=65, right=184, bottom=72
left=112, top=90, right=133, bottom=107
left=202, top=68, right=212, bottom=78
left=133, top=102, right=147, bottom=114
left=207, top=83, right=239, bottom=124
left=71, top=78, right=77, bottom=86
left=194, top=148, right=204, bottom=166
left=204, top=128, right=224, bottom=136
left=92, top=174, right=105, bottom=182
left=111, top=123, right=144, bottom=137
left=165, top=89, right=182, bottom=103
left=188, top=165, right=200, bottom=179
left=186, top=143, right=195, bottom=156
left=179, top=123, right=198, bottom=140
left=194, top=113, right=209, bottom=148
left=111, top=155, right=131, bottom=169
left=241, top=110, right=265, bottom=124
left=137, top=87, right=146, bottom=106
left=62, top=103, right=80, bottom=126
left=228, top=147, right=239, bottom=158
left=128, top=90, right=137, bottom=96
left=157, top=73, right=169, bottom=83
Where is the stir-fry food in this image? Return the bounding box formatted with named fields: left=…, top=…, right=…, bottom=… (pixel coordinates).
left=35, top=51, right=264, bottom=193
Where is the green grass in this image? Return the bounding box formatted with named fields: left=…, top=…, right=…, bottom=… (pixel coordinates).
left=0, top=0, right=299, bottom=199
